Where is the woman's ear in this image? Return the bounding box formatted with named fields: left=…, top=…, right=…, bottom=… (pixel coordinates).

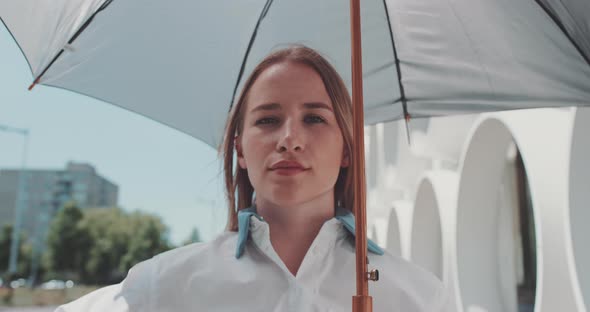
left=341, top=148, right=350, bottom=168
left=236, top=137, right=247, bottom=169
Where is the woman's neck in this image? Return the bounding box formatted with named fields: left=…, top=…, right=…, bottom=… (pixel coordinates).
left=256, top=192, right=335, bottom=276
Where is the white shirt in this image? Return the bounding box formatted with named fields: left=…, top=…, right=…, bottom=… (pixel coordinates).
left=55, top=209, right=451, bottom=311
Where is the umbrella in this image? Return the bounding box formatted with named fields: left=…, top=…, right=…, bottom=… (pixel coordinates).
left=2, top=0, right=590, bottom=310
left=2, top=0, right=590, bottom=146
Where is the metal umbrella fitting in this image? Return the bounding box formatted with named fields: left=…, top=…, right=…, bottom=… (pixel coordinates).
left=2, top=0, right=590, bottom=311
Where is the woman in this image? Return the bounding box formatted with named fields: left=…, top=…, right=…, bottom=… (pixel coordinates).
left=56, top=46, right=450, bottom=311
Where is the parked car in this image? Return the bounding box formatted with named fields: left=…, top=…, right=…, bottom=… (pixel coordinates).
left=40, top=279, right=66, bottom=290
left=40, top=279, right=75, bottom=290
left=9, top=278, right=26, bottom=288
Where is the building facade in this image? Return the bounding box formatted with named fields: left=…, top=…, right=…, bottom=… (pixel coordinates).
left=365, top=107, right=590, bottom=312
left=0, top=161, right=118, bottom=238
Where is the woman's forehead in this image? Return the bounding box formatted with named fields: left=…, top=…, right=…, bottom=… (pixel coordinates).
left=246, top=62, right=332, bottom=110
left=255, top=62, right=324, bottom=89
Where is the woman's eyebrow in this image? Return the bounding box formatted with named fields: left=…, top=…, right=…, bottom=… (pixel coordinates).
left=250, top=102, right=281, bottom=113
left=250, top=102, right=333, bottom=113
left=304, top=102, right=333, bottom=111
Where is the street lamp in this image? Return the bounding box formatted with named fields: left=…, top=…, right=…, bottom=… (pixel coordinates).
left=0, top=124, right=30, bottom=275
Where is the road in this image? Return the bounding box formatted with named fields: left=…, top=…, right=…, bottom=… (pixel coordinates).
left=0, top=307, right=58, bottom=312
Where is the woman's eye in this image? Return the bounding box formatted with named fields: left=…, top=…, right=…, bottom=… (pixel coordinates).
left=255, top=117, right=279, bottom=125
left=304, top=115, right=325, bottom=124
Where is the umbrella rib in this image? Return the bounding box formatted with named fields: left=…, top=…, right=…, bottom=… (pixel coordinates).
left=1, top=17, right=35, bottom=77
left=381, top=0, right=411, bottom=145
left=533, top=0, right=590, bottom=67
left=69, top=0, right=114, bottom=44
left=229, top=0, right=276, bottom=111
left=28, top=0, right=115, bottom=90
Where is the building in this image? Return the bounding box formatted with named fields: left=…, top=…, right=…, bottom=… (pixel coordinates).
left=0, top=161, right=118, bottom=238
left=364, top=107, right=590, bottom=312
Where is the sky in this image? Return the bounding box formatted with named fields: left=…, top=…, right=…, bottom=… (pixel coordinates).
left=0, top=25, right=227, bottom=245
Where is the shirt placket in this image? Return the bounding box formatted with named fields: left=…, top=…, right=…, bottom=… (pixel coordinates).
left=296, top=220, right=342, bottom=296
left=250, top=219, right=308, bottom=311
left=249, top=217, right=344, bottom=311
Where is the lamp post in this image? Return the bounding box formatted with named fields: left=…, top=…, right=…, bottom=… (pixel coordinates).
left=0, top=124, right=30, bottom=275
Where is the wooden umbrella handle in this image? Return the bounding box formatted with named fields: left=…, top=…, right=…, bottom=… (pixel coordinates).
left=349, top=0, right=372, bottom=311
left=353, top=295, right=373, bottom=312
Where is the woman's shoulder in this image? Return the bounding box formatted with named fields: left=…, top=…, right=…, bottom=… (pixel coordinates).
left=54, top=231, right=239, bottom=312
left=54, top=258, right=154, bottom=312
left=151, top=230, right=238, bottom=269
left=372, top=250, right=443, bottom=289
left=161, top=230, right=235, bottom=255
left=370, top=250, right=450, bottom=311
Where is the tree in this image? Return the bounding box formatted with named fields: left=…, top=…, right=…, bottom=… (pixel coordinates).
left=182, top=227, right=202, bottom=246
left=43, top=205, right=172, bottom=285
left=0, top=224, right=31, bottom=278
left=76, top=208, right=171, bottom=284
left=77, top=207, right=129, bottom=284
left=45, top=202, right=89, bottom=277
left=16, top=240, right=32, bottom=279
left=119, top=212, right=171, bottom=273
left=0, top=224, right=12, bottom=272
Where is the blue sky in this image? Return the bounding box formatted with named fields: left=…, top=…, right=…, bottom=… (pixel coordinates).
left=0, top=25, right=227, bottom=245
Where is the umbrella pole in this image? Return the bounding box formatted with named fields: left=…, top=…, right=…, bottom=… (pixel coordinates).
left=350, top=0, right=373, bottom=312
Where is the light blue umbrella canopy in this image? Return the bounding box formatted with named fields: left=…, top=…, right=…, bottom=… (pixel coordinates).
left=1, top=0, right=590, bottom=148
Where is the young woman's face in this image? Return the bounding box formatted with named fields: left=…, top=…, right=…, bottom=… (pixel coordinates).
left=237, top=62, right=349, bottom=207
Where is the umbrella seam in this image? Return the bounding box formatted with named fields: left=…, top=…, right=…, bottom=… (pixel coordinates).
left=443, top=0, right=497, bottom=96
left=0, top=17, right=35, bottom=76
left=533, top=0, right=590, bottom=67
left=381, top=0, right=408, bottom=114
left=382, top=0, right=414, bottom=144
left=27, top=0, right=115, bottom=89
left=229, top=0, right=276, bottom=112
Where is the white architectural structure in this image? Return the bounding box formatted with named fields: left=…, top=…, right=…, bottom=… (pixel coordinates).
left=366, top=107, right=590, bottom=312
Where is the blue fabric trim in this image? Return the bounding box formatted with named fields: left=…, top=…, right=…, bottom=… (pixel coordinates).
left=235, top=207, right=261, bottom=259
left=235, top=206, right=384, bottom=259
left=335, top=208, right=385, bottom=255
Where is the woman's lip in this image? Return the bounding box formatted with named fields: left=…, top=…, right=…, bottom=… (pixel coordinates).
left=271, top=167, right=308, bottom=176
left=270, top=160, right=307, bottom=170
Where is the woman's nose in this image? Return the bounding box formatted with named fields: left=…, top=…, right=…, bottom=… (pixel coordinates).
left=276, top=119, right=303, bottom=152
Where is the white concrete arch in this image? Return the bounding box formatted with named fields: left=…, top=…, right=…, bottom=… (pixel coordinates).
left=390, top=200, right=414, bottom=260
left=385, top=206, right=402, bottom=257
left=369, top=217, right=389, bottom=249
left=411, top=176, right=444, bottom=280
left=456, top=108, right=579, bottom=312
left=568, top=107, right=590, bottom=312
left=422, top=114, right=477, bottom=168
left=369, top=222, right=378, bottom=243
left=410, top=170, right=462, bottom=312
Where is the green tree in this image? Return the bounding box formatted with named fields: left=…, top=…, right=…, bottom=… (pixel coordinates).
left=119, top=212, right=171, bottom=273
left=182, top=227, right=202, bottom=246
left=76, top=208, right=171, bottom=284
left=78, top=207, right=129, bottom=284
left=45, top=202, right=89, bottom=277
left=44, top=204, right=172, bottom=285
left=0, top=224, right=31, bottom=277
left=16, top=240, right=32, bottom=278
left=0, top=224, right=12, bottom=272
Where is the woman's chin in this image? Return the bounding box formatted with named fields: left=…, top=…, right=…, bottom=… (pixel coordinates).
left=262, top=189, right=333, bottom=209
left=260, top=191, right=310, bottom=208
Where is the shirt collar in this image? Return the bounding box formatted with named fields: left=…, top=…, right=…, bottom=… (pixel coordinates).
left=235, top=206, right=384, bottom=259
